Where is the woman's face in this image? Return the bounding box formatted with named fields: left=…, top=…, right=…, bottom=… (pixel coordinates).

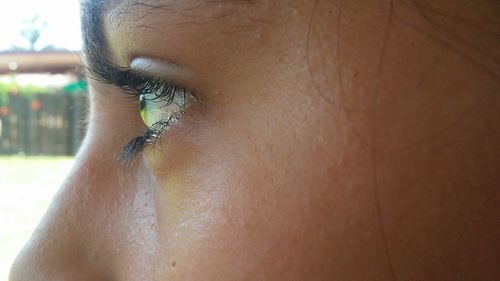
left=10, top=0, right=499, bottom=280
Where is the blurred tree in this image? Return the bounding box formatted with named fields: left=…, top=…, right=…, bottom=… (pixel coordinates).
left=20, top=15, right=47, bottom=51
left=40, top=45, right=60, bottom=51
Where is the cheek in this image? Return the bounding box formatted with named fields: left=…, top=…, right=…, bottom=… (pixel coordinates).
left=143, top=79, right=387, bottom=278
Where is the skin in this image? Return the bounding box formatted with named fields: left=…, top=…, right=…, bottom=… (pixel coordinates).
left=10, top=0, right=499, bottom=280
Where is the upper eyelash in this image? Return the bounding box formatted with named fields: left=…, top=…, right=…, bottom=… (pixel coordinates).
left=84, top=57, right=145, bottom=92
left=84, top=57, right=195, bottom=104
left=140, top=79, right=189, bottom=103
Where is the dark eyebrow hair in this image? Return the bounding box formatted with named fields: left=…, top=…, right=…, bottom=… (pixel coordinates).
left=80, top=0, right=143, bottom=90
left=80, top=0, right=108, bottom=60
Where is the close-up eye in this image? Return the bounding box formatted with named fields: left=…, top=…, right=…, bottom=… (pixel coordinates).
left=120, top=77, right=197, bottom=163
left=139, top=79, right=189, bottom=129
left=81, top=54, right=198, bottom=162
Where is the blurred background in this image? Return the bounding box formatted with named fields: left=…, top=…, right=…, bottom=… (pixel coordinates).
left=0, top=0, right=84, bottom=279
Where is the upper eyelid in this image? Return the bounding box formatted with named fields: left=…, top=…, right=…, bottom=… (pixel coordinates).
left=130, top=57, right=191, bottom=78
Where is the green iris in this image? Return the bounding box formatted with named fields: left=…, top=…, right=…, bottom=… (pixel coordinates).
left=139, top=90, right=187, bottom=128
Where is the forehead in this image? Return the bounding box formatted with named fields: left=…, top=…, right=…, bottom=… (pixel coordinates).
left=105, top=0, right=261, bottom=25
left=92, top=0, right=280, bottom=61
left=99, top=0, right=273, bottom=47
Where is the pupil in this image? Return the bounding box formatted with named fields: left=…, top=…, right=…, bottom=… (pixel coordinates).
left=139, top=93, right=146, bottom=110
left=139, top=94, right=148, bottom=125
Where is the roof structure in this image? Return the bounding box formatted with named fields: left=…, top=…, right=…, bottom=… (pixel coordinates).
left=0, top=51, right=82, bottom=75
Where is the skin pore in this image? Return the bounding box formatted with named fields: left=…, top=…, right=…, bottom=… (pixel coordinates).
left=10, top=0, right=499, bottom=280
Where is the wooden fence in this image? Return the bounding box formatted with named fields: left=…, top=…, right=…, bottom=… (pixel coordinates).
left=0, top=92, right=88, bottom=155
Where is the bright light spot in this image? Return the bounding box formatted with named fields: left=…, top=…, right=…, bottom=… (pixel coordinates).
left=8, top=62, right=18, bottom=71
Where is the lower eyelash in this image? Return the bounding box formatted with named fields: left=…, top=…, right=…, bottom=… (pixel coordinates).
left=119, top=113, right=182, bottom=165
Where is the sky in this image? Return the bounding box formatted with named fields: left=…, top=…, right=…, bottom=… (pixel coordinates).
left=0, top=0, right=82, bottom=51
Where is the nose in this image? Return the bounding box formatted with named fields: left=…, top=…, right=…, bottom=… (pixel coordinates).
left=8, top=141, right=160, bottom=281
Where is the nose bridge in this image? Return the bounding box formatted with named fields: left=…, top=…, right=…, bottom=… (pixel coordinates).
left=9, top=141, right=160, bottom=281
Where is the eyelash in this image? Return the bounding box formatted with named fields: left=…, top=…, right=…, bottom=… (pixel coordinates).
left=119, top=78, right=195, bottom=164
left=84, top=59, right=197, bottom=164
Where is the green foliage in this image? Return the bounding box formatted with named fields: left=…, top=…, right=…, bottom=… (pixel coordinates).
left=0, top=79, right=87, bottom=102
left=63, top=80, right=88, bottom=93
left=0, top=82, right=47, bottom=98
